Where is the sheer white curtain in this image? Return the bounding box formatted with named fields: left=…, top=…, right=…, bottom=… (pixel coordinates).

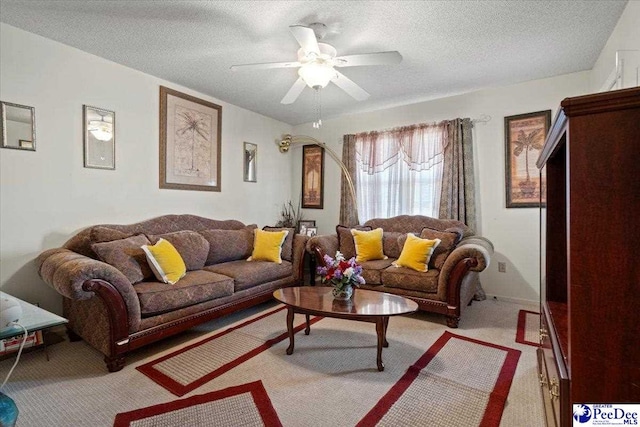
left=354, top=123, right=446, bottom=222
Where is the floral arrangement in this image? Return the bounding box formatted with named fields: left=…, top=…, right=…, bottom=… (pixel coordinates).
left=317, top=251, right=366, bottom=292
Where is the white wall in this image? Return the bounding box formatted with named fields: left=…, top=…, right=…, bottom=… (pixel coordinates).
left=0, top=24, right=293, bottom=313
left=292, top=72, right=590, bottom=303
left=590, top=1, right=640, bottom=92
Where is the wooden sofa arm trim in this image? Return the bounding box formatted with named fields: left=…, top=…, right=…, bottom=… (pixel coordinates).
left=82, top=279, right=131, bottom=368
left=446, top=257, right=478, bottom=308
left=312, top=246, right=327, bottom=267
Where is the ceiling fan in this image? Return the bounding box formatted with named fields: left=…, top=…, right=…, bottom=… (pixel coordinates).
left=230, top=23, right=402, bottom=104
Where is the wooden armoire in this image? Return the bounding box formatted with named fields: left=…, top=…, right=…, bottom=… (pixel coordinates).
left=536, top=87, right=640, bottom=426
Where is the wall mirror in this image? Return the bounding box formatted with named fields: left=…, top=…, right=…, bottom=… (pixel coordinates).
left=84, top=105, right=115, bottom=170
left=1, top=101, right=36, bottom=151
left=244, top=142, right=257, bottom=182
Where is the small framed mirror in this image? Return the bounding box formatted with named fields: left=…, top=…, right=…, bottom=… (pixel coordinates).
left=1, top=101, right=36, bottom=151
left=244, top=142, right=257, bottom=182
left=84, top=105, right=115, bottom=170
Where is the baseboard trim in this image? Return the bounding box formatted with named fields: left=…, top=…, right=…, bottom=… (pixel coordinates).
left=485, top=294, right=538, bottom=307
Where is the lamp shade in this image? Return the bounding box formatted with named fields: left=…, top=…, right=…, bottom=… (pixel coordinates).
left=298, top=62, right=336, bottom=89
left=88, top=120, right=113, bottom=141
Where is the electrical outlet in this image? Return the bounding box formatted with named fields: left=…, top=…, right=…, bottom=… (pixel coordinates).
left=498, top=262, right=506, bottom=273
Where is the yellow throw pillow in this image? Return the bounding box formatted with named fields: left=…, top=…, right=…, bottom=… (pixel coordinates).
left=141, top=238, right=186, bottom=284
left=248, top=229, right=289, bottom=264
left=392, top=233, right=441, bottom=272
left=351, top=228, right=386, bottom=263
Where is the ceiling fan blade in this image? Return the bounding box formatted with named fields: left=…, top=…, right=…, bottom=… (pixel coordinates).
left=289, top=25, right=320, bottom=55
left=281, top=78, right=307, bottom=104
left=331, top=71, right=370, bottom=101
left=230, top=61, right=301, bottom=71
left=334, top=51, right=402, bottom=67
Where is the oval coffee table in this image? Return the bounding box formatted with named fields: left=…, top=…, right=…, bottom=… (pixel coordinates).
left=273, top=286, right=418, bottom=371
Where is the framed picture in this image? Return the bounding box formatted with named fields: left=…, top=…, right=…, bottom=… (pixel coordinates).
left=159, top=86, right=222, bottom=191
left=19, top=140, right=33, bottom=149
left=301, top=145, right=324, bottom=209
left=243, top=142, right=257, bottom=182
left=1, top=101, right=36, bottom=151
left=305, top=227, right=318, bottom=237
left=505, top=110, right=551, bottom=208
left=298, top=220, right=316, bottom=235
left=83, top=105, right=115, bottom=170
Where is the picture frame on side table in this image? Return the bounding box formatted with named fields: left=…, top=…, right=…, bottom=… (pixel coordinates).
left=83, top=105, right=115, bottom=170
left=243, top=142, right=257, bottom=182
left=305, top=227, right=318, bottom=237
left=298, top=220, right=316, bottom=235
left=159, top=86, right=222, bottom=191
left=504, top=110, right=551, bottom=208
left=301, top=145, right=324, bottom=209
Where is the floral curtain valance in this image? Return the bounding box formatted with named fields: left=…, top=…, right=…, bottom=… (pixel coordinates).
left=354, top=123, right=447, bottom=174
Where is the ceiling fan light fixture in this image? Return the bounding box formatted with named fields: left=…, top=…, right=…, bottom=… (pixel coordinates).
left=298, top=62, right=336, bottom=89
left=88, top=119, right=113, bottom=141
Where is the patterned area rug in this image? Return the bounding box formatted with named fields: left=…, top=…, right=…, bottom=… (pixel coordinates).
left=113, top=381, right=282, bottom=427
left=137, top=306, right=322, bottom=396
left=515, top=310, right=540, bottom=347
left=357, top=331, right=521, bottom=427
left=1, top=299, right=544, bottom=426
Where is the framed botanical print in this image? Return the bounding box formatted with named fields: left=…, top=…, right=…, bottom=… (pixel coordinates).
left=301, top=145, right=324, bottom=209
left=159, top=86, right=222, bottom=191
left=505, top=110, right=551, bottom=208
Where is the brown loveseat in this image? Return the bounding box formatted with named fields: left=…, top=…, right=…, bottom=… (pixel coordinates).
left=307, top=215, right=493, bottom=327
left=36, top=214, right=307, bottom=372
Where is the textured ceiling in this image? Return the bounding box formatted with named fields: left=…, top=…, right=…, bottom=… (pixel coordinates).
left=0, top=1, right=627, bottom=125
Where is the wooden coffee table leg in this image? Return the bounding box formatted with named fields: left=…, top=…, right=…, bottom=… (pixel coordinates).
left=375, top=317, right=385, bottom=371
left=286, top=307, right=295, bottom=355
left=383, top=316, right=389, bottom=347
left=305, top=314, right=311, bottom=335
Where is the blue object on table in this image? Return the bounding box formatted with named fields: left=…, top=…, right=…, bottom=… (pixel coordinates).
left=0, top=391, right=18, bottom=427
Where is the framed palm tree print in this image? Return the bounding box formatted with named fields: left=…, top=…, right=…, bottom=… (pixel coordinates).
left=301, top=145, right=324, bottom=209
left=159, top=86, right=222, bottom=191
left=504, top=110, right=551, bottom=208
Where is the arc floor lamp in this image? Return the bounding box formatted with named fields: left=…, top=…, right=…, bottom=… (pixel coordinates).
left=279, top=134, right=359, bottom=223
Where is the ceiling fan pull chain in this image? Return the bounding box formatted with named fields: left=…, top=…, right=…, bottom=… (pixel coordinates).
left=313, top=88, right=322, bottom=128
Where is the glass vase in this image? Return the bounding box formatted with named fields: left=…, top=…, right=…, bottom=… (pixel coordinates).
left=332, top=284, right=353, bottom=300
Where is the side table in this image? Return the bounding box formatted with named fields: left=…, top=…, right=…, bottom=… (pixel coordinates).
left=0, top=292, right=68, bottom=360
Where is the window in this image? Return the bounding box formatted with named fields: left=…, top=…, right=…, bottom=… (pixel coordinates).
left=354, top=123, right=446, bottom=222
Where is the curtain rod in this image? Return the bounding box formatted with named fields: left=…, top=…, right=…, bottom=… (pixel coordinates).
left=346, top=114, right=493, bottom=138
left=472, top=114, right=491, bottom=125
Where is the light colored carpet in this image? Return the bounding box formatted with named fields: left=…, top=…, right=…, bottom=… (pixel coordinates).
left=137, top=306, right=320, bottom=395
left=113, top=381, right=282, bottom=427
left=516, top=310, right=540, bottom=347
left=0, top=297, right=545, bottom=427
left=357, top=331, right=521, bottom=427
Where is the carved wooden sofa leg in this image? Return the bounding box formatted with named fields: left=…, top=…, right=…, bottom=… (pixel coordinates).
left=105, top=355, right=126, bottom=372
left=446, top=316, right=460, bottom=328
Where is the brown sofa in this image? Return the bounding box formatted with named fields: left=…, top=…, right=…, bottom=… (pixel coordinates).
left=307, top=215, right=493, bottom=327
left=35, top=214, right=307, bottom=372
